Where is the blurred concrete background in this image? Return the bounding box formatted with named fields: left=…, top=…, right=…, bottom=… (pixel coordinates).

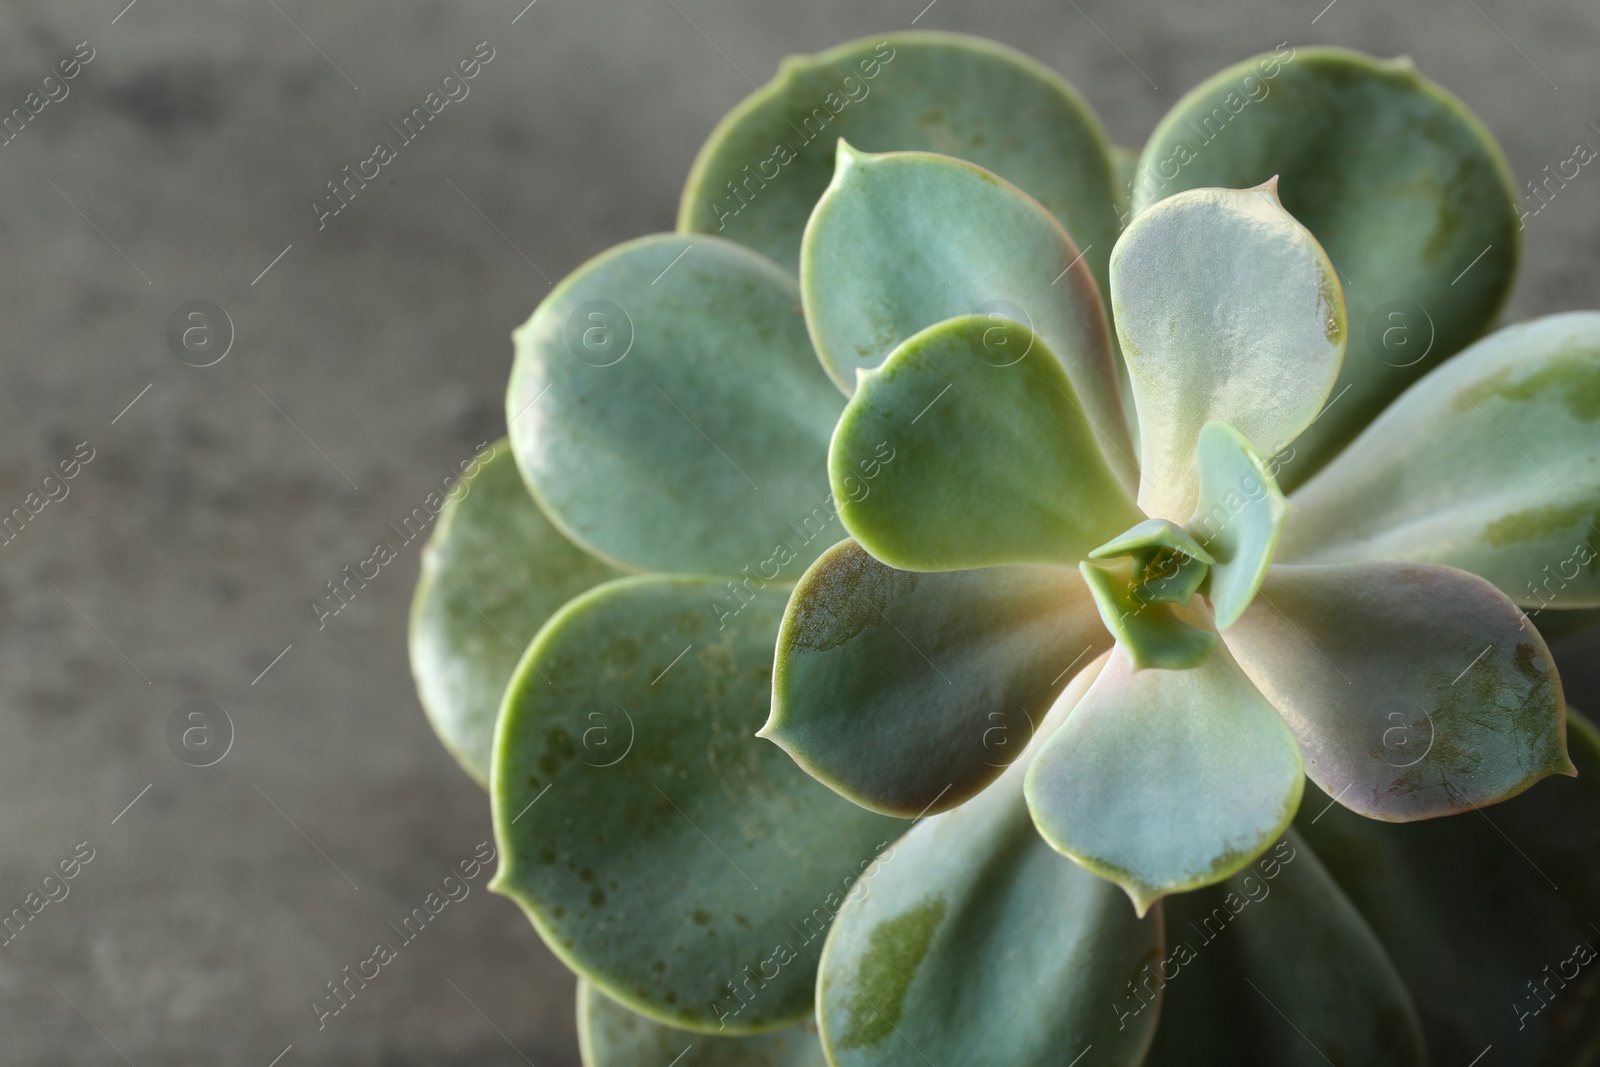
left=0, top=0, right=1597, bottom=1063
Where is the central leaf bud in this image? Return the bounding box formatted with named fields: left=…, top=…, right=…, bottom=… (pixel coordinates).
left=1080, top=518, right=1218, bottom=671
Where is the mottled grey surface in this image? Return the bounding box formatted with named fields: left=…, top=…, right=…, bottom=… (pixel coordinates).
left=0, top=0, right=1596, bottom=1063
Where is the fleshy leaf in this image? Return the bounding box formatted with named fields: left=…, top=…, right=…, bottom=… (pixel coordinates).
left=1142, top=830, right=1426, bottom=1066
left=1297, top=711, right=1600, bottom=1062
left=507, top=234, right=843, bottom=577
left=1222, top=561, right=1571, bottom=821
left=579, top=980, right=825, bottom=1066
left=801, top=145, right=1133, bottom=473
left=1079, top=559, right=1217, bottom=671
left=410, top=440, right=625, bottom=786
left=1109, top=181, right=1345, bottom=522
left=817, top=657, right=1164, bottom=1067
left=830, top=315, right=1142, bottom=572
left=1088, top=518, right=1215, bottom=606
left=1135, top=47, right=1520, bottom=485
left=766, top=538, right=1111, bottom=817
left=1280, top=312, right=1600, bottom=611
left=1089, top=517, right=1215, bottom=564
left=1188, top=421, right=1288, bottom=629
left=492, top=577, right=902, bottom=1032
left=679, top=32, right=1122, bottom=296
left=1025, top=640, right=1304, bottom=914
left=1136, top=551, right=1210, bottom=605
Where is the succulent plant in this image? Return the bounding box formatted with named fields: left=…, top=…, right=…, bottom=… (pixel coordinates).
left=410, top=31, right=1600, bottom=1066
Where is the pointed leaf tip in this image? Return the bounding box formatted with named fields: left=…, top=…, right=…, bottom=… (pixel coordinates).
left=1111, top=185, right=1345, bottom=521
left=769, top=538, right=1111, bottom=817
left=830, top=316, right=1138, bottom=572
left=678, top=32, right=1123, bottom=281
left=1224, top=561, right=1571, bottom=820
left=800, top=147, right=1132, bottom=472
left=1134, top=47, right=1518, bottom=486
left=1025, top=641, right=1303, bottom=910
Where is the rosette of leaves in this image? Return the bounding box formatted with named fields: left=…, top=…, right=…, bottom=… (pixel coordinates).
left=410, top=31, right=1600, bottom=1066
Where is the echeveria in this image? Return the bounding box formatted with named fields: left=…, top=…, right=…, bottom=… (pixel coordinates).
left=408, top=30, right=1600, bottom=1067
left=772, top=153, right=1571, bottom=913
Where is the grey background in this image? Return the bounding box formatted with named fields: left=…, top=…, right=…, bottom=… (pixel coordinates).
left=1, top=0, right=1596, bottom=1063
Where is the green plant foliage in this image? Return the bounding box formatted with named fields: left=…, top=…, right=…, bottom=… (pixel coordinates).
left=1110, top=181, right=1345, bottom=521
left=1142, top=831, right=1426, bottom=1066
left=801, top=146, right=1129, bottom=462
left=766, top=538, right=1111, bottom=817
left=1189, top=421, right=1288, bottom=628
left=491, top=576, right=902, bottom=1032
left=827, top=315, right=1140, bottom=572
left=409, top=441, right=624, bottom=785
left=1297, top=712, right=1600, bottom=1062
left=1281, top=312, right=1600, bottom=609
left=1088, top=517, right=1215, bottom=565
left=406, top=30, right=1600, bottom=1065
left=816, top=660, right=1165, bottom=1066
left=1227, top=561, right=1572, bottom=819
left=680, top=32, right=1122, bottom=297
left=1077, top=558, right=1218, bottom=671
left=506, top=235, right=843, bottom=577
left=1136, top=47, right=1520, bottom=486
left=1026, top=642, right=1304, bottom=914
left=801, top=131, right=1568, bottom=910
left=579, top=980, right=826, bottom=1066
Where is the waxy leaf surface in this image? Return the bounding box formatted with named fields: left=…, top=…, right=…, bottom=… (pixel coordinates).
left=1026, top=640, right=1303, bottom=914
left=767, top=538, right=1110, bottom=817
left=1225, top=561, right=1570, bottom=820
left=1143, top=831, right=1425, bottom=1066
left=1136, top=47, right=1519, bottom=484
left=1110, top=183, right=1345, bottom=521
left=1281, top=312, right=1600, bottom=610
left=1189, top=421, right=1288, bottom=629
left=1079, top=559, right=1218, bottom=671
left=1089, top=517, right=1214, bottom=565
left=410, top=441, right=624, bottom=785
left=1297, top=712, right=1600, bottom=1063
left=830, top=315, right=1141, bottom=572
left=507, top=235, right=842, bottom=577
left=579, top=981, right=825, bottom=1066
left=818, top=658, right=1163, bottom=1067
left=492, top=577, right=902, bottom=1032
left=801, top=146, right=1132, bottom=469
left=680, top=32, right=1122, bottom=294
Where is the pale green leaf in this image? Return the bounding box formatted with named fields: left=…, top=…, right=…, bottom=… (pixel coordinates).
left=579, top=980, right=825, bottom=1066
left=801, top=145, right=1134, bottom=475
left=1089, top=517, right=1215, bottom=565
left=817, top=657, right=1163, bottom=1067
left=410, top=440, right=625, bottom=786
left=766, top=538, right=1110, bottom=817
left=1079, top=559, right=1217, bottom=671
left=492, top=577, right=902, bottom=1032
left=1223, top=561, right=1572, bottom=820
left=679, top=31, right=1122, bottom=296
left=1135, top=47, right=1520, bottom=485
left=1109, top=182, right=1345, bottom=521
left=1188, top=421, right=1288, bottom=629
left=1280, top=312, right=1600, bottom=610
left=1025, top=640, right=1304, bottom=914
left=830, top=315, right=1141, bottom=572
left=507, top=234, right=842, bottom=577
left=1142, top=830, right=1425, bottom=1066
left=1297, top=711, right=1600, bottom=1062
